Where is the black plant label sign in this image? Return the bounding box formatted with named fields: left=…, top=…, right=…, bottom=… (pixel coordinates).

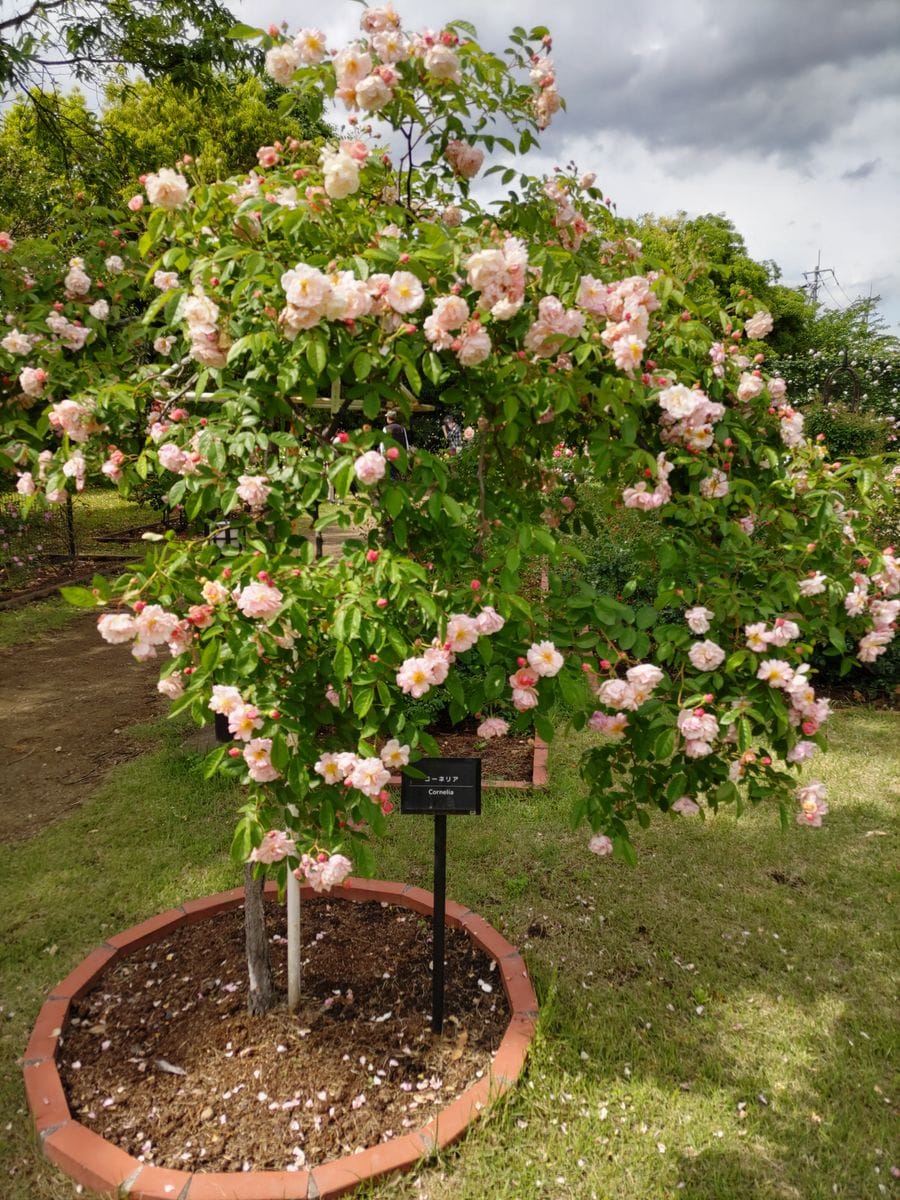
left=400, top=757, right=482, bottom=815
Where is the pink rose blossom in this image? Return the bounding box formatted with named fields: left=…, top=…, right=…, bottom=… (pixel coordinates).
left=354, top=450, right=387, bottom=485
left=229, top=704, right=264, bottom=741
left=236, top=582, right=283, bottom=620
left=527, top=640, right=564, bottom=678
left=244, top=739, right=281, bottom=783
left=380, top=738, right=410, bottom=768
left=477, top=717, right=509, bottom=739
left=795, top=780, right=828, bottom=827
left=297, top=852, right=352, bottom=893
left=685, top=606, right=714, bottom=634
left=446, top=613, right=479, bottom=653
left=157, top=672, right=185, bottom=700
left=397, top=656, right=436, bottom=698
left=97, top=612, right=137, bottom=644
left=209, top=685, right=243, bottom=715
left=588, top=711, right=628, bottom=738
left=474, top=606, right=505, bottom=635
left=672, top=796, right=700, bottom=815
left=145, top=168, right=189, bottom=209
left=744, top=311, right=774, bottom=340
left=787, top=740, right=818, bottom=763
left=688, top=640, right=725, bottom=671
left=134, top=604, right=180, bottom=646
left=386, top=271, right=425, bottom=314
left=444, top=140, right=484, bottom=179
left=588, top=834, right=613, bottom=856
left=236, top=474, right=270, bottom=508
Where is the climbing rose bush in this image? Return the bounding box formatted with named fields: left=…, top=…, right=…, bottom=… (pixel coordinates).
left=1, top=5, right=897, bottom=879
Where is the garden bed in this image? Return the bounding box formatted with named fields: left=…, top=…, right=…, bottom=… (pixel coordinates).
left=25, top=881, right=538, bottom=1199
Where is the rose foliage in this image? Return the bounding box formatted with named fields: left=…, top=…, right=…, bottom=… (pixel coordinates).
left=1, top=7, right=897, bottom=882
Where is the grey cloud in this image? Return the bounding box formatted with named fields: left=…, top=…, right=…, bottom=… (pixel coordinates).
left=841, top=158, right=882, bottom=180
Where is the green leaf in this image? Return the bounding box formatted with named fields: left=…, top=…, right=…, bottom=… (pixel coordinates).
left=59, top=586, right=101, bottom=608
left=306, top=336, right=327, bottom=377
left=333, top=643, right=352, bottom=680
left=635, top=604, right=657, bottom=630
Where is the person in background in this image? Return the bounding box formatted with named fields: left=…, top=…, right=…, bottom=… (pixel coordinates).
left=441, top=412, right=462, bottom=455
left=382, top=409, right=409, bottom=478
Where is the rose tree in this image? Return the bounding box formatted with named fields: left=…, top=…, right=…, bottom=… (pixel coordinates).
left=2, top=6, right=896, bottom=1013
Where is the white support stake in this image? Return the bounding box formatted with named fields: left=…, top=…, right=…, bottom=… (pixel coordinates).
left=286, top=867, right=301, bottom=1013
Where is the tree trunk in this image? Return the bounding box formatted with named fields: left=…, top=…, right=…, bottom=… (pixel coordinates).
left=243, top=863, right=275, bottom=1015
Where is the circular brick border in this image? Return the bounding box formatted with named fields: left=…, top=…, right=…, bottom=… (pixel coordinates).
left=24, top=879, right=538, bottom=1200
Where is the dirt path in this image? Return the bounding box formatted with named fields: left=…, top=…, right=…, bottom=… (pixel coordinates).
left=0, top=615, right=164, bottom=844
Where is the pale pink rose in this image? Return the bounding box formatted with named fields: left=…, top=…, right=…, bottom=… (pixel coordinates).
left=588, top=834, right=613, bottom=856
left=677, top=708, right=718, bottom=742
left=127, top=195, right=144, bottom=212
left=48, top=399, right=95, bottom=442
left=88, top=299, right=109, bottom=320
left=236, top=474, right=270, bottom=508
left=672, top=796, right=700, bottom=815
left=745, top=622, right=769, bottom=652
left=424, top=295, right=469, bottom=347
left=737, top=372, right=765, bottom=402
left=18, top=367, right=48, bottom=397
left=97, top=612, right=137, bottom=644
left=699, top=470, right=730, bottom=499
left=870, top=598, right=900, bottom=626
left=2, top=329, right=31, bottom=354
left=684, top=739, right=713, bottom=758
left=250, top=828, right=295, bottom=863
left=228, top=704, right=264, bottom=741
left=446, top=614, right=479, bottom=653
left=145, top=168, right=189, bottom=210
left=765, top=618, right=801, bottom=647
left=787, top=740, right=818, bottom=763
left=423, top=43, right=462, bottom=84
left=321, top=147, right=360, bottom=199
left=257, top=144, right=280, bottom=168
left=294, top=28, right=328, bottom=64
left=371, top=28, right=408, bottom=61
left=62, top=449, right=86, bottom=492
left=625, top=663, right=664, bottom=703
left=131, top=640, right=156, bottom=661
left=15, top=471, right=36, bottom=496
left=201, top=579, right=229, bottom=605
left=380, top=739, right=410, bottom=768
left=688, top=640, right=725, bottom=671
left=444, top=140, right=484, bottom=179
left=587, top=711, right=628, bottom=738
left=356, top=73, right=393, bottom=110
left=744, top=310, right=774, bottom=340
left=0, top=230, right=15, bottom=250
left=858, top=629, right=893, bottom=662
left=153, top=270, right=180, bottom=291
left=844, top=587, right=868, bottom=617
left=236, top=582, right=283, bottom=620
left=157, top=443, right=188, bottom=474
left=298, top=852, right=352, bottom=892
left=795, top=780, right=827, bottom=827
left=456, top=323, right=492, bottom=366
left=527, top=640, right=564, bottom=678
left=511, top=686, right=539, bottom=711
left=154, top=335, right=175, bottom=355
left=244, top=739, right=281, bottom=783
left=658, top=383, right=704, bottom=420
left=316, top=753, right=346, bottom=785
left=386, top=271, right=425, bottom=314
left=133, top=604, right=180, bottom=646
left=474, top=606, right=505, bottom=635
left=354, top=450, right=386, bottom=485
left=423, top=645, right=451, bottom=684
left=596, top=678, right=634, bottom=710
left=64, top=264, right=91, bottom=297
left=798, top=573, right=827, bottom=597
left=325, top=685, right=341, bottom=707
left=349, top=756, right=391, bottom=798
left=575, top=275, right=608, bottom=316
left=157, top=672, right=185, bottom=700
left=102, top=254, right=123, bottom=274
left=265, top=42, right=301, bottom=85
left=397, top=656, right=435, bottom=698
left=757, top=659, right=795, bottom=688
left=335, top=45, right=373, bottom=89
left=477, top=718, right=509, bottom=739
left=684, top=606, right=714, bottom=634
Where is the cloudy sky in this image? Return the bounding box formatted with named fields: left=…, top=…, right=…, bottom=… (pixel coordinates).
left=232, top=0, right=900, bottom=331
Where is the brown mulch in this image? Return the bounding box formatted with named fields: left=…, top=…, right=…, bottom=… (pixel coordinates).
left=430, top=717, right=534, bottom=782
left=57, top=898, right=509, bottom=1173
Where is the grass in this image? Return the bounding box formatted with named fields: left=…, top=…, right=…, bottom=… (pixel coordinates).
left=0, top=709, right=897, bottom=1200
left=0, top=596, right=87, bottom=648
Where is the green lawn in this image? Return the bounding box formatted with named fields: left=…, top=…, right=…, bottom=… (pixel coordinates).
left=1, top=708, right=896, bottom=1200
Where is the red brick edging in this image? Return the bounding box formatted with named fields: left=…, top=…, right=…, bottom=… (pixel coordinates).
left=24, top=880, right=538, bottom=1199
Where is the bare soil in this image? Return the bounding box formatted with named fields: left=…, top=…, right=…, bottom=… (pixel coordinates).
left=0, top=614, right=163, bottom=843
left=58, top=898, right=509, bottom=1173
left=0, top=619, right=533, bottom=844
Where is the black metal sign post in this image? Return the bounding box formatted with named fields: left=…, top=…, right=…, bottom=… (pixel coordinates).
left=401, top=757, right=481, bottom=1035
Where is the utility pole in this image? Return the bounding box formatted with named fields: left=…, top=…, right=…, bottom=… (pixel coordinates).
left=802, top=250, right=837, bottom=306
